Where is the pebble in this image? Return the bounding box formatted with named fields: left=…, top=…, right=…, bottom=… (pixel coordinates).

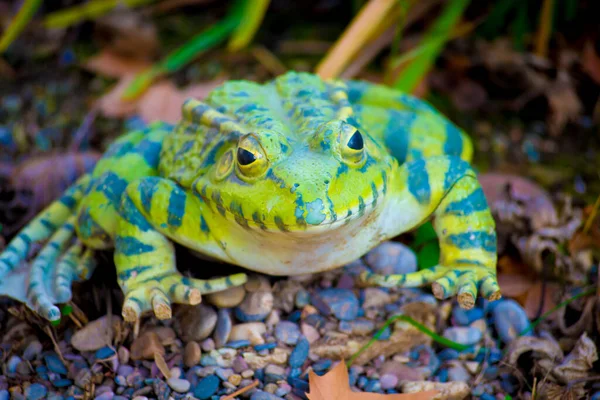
left=264, top=364, right=286, bottom=383
left=338, top=319, right=375, bottom=335
left=24, top=383, right=47, bottom=400
left=379, top=374, right=398, bottom=390
left=365, top=242, right=417, bottom=275
left=130, top=332, right=164, bottom=360
left=361, top=288, right=392, bottom=309
left=207, top=285, right=246, bottom=308
left=118, top=347, right=130, bottom=364
left=295, top=289, right=311, bottom=308
left=311, top=288, right=359, bottom=321
left=289, top=337, right=309, bottom=368
left=22, top=340, right=42, bottom=361
left=0, top=391, right=7, bottom=400
left=184, top=341, right=202, bottom=368
left=275, top=321, right=301, bottom=345
left=229, top=322, right=267, bottom=345
left=235, top=290, right=274, bottom=322
left=193, top=375, right=220, bottom=399
left=214, top=308, right=233, bottom=348
left=167, top=377, right=191, bottom=393
left=96, top=346, right=117, bottom=360
left=71, top=315, right=121, bottom=351
left=177, top=304, right=218, bottom=342
left=250, top=392, right=285, bottom=400
left=300, top=323, right=320, bottom=344
left=492, top=299, right=532, bottom=343
left=45, top=353, right=68, bottom=375
left=228, top=374, right=242, bottom=386
left=443, top=327, right=482, bottom=346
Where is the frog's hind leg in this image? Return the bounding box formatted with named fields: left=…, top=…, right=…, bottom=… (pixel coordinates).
left=343, top=79, right=473, bottom=163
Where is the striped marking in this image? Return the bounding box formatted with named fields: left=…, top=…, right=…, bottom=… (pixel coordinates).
left=444, top=188, right=488, bottom=216
left=446, top=231, right=497, bottom=253
left=166, top=188, right=186, bottom=228
left=115, top=236, right=155, bottom=256
left=407, top=158, right=430, bottom=204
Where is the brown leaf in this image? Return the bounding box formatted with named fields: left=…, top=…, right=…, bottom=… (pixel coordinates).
left=84, top=50, right=152, bottom=78
left=305, top=361, right=438, bottom=400
left=582, top=41, right=600, bottom=85
left=523, top=282, right=559, bottom=320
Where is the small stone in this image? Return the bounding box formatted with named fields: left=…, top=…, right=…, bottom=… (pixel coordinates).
left=228, top=374, right=242, bottom=386
left=23, top=340, right=42, bottom=361
left=95, top=346, right=116, bottom=360
left=0, top=391, right=8, bottom=400
left=492, top=299, right=532, bottom=343
left=177, top=304, right=218, bottom=342
left=264, top=364, right=285, bottom=383
left=380, top=374, right=398, bottom=390
left=45, top=353, right=68, bottom=375
left=365, top=242, right=417, bottom=275
left=380, top=361, right=424, bottom=381
left=193, top=375, right=220, bottom=399
left=275, top=321, right=301, bottom=345
left=167, top=378, right=191, bottom=393
left=233, top=356, right=249, bottom=373
left=229, top=322, right=266, bottom=345
left=214, top=309, right=233, bottom=348
left=24, top=383, right=47, bottom=400
left=94, top=392, right=114, bottom=400
left=250, top=392, right=285, bottom=400
left=184, top=342, right=202, bottom=368
left=289, top=337, right=309, bottom=368
left=295, top=289, right=310, bottom=308
left=130, top=332, right=164, bottom=360
left=71, top=315, right=122, bottom=352
left=201, top=338, right=215, bottom=352
left=338, top=319, right=375, bottom=336
left=443, top=327, right=482, bottom=346
left=400, top=380, right=470, bottom=399
left=300, top=323, right=320, bottom=343
left=446, top=361, right=471, bottom=382
left=361, top=288, right=392, bottom=309
left=207, top=285, right=246, bottom=308
left=118, top=347, right=130, bottom=364
left=235, top=290, right=274, bottom=322
left=312, top=288, right=359, bottom=321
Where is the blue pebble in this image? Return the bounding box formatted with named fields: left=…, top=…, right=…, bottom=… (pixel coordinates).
left=295, top=289, right=310, bottom=308
left=357, top=376, right=368, bottom=388
left=483, top=366, right=498, bottom=380
left=591, top=392, right=600, bottom=400
left=254, top=369, right=265, bottom=381
left=287, top=310, right=302, bottom=322
left=304, top=313, right=326, bottom=329
left=226, top=340, right=251, bottom=349
left=115, top=375, right=127, bottom=386
left=492, top=299, right=532, bottom=343
left=437, top=348, right=459, bottom=361
left=200, top=355, right=218, bottom=367
left=94, top=393, right=113, bottom=400
left=250, top=392, right=285, bottom=400
left=275, top=321, right=301, bottom=345
left=443, top=327, right=482, bottom=346
left=7, top=355, right=21, bottom=374
left=0, top=390, right=8, bottom=400
left=194, top=375, right=220, bottom=400
left=348, top=367, right=360, bottom=386
left=312, top=359, right=332, bottom=372
left=25, top=383, right=47, bottom=400
left=113, top=397, right=128, bottom=400
left=312, top=288, right=359, bottom=321
left=95, top=346, right=116, bottom=360
left=36, top=365, right=49, bottom=380
left=376, top=325, right=391, bottom=341
left=452, top=307, right=484, bottom=326
left=214, top=308, right=232, bottom=348
left=117, top=365, right=134, bottom=376
left=437, top=368, right=448, bottom=382
left=480, top=394, right=496, bottom=400
left=411, top=345, right=440, bottom=374
left=45, top=353, right=68, bottom=375
left=254, top=342, right=277, bottom=352
left=364, top=379, right=381, bottom=392
left=289, top=367, right=302, bottom=379
left=287, top=377, right=309, bottom=392
left=289, top=337, right=309, bottom=368
left=51, top=379, right=73, bottom=388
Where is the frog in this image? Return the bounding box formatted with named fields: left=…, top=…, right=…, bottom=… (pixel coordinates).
left=0, top=71, right=500, bottom=323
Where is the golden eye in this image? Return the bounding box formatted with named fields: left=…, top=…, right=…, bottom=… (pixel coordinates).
left=236, top=134, right=269, bottom=179
left=340, top=125, right=366, bottom=166
left=215, top=148, right=234, bottom=180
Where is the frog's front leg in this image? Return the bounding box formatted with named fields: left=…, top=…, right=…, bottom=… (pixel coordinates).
left=362, top=156, right=500, bottom=308
left=116, top=177, right=247, bottom=322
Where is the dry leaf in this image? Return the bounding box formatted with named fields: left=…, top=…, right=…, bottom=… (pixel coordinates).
left=582, top=41, right=600, bottom=85
left=84, top=50, right=152, bottom=78
left=306, top=361, right=438, bottom=400
left=523, top=282, right=559, bottom=319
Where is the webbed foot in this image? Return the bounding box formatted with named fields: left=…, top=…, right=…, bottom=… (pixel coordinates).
left=121, top=272, right=248, bottom=322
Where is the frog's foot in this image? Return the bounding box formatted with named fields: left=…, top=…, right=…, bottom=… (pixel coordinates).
left=121, top=272, right=248, bottom=322
left=54, top=243, right=97, bottom=304
left=359, top=265, right=501, bottom=309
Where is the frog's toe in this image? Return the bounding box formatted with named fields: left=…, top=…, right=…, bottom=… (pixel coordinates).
left=358, top=266, right=446, bottom=288
left=480, top=274, right=502, bottom=301
left=187, top=273, right=248, bottom=294
left=150, top=287, right=173, bottom=319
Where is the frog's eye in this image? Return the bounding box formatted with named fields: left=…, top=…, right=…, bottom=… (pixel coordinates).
left=236, top=134, right=269, bottom=179
left=340, top=127, right=366, bottom=166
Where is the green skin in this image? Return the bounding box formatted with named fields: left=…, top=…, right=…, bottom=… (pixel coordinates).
left=0, top=72, right=500, bottom=322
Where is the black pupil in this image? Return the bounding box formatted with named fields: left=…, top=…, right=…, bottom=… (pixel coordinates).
left=237, top=148, right=256, bottom=165
left=347, top=130, right=364, bottom=150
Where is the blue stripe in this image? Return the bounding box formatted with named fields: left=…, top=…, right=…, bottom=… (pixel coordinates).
left=136, top=139, right=163, bottom=169
left=443, top=157, right=470, bottom=191
left=383, top=110, right=414, bottom=163
left=407, top=158, right=430, bottom=204
left=444, top=188, right=488, bottom=216
left=167, top=188, right=186, bottom=228
left=443, top=122, right=463, bottom=157
left=446, top=231, right=497, bottom=253
left=115, top=236, right=155, bottom=256
left=95, top=172, right=128, bottom=205
left=118, top=265, right=152, bottom=282
left=138, top=178, right=161, bottom=214
left=120, top=197, right=152, bottom=231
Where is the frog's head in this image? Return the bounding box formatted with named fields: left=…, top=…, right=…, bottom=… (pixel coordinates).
left=194, top=117, right=395, bottom=234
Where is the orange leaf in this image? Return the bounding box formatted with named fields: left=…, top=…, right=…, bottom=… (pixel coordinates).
left=83, top=50, right=152, bottom=78
left=306, top=361, right=438, bottom=400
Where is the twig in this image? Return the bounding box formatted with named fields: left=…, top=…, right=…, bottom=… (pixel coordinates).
left=220, top=379, right=260, bottom=399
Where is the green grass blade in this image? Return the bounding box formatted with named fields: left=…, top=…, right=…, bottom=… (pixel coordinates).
left=121, top=0, right=246, bottom=100
left=228, top=0, right=271, bottom=51
left=0, top=0, right=43, bottom=53
left=392, top=0, right=470, bottom=93
left=43, top=0, right=156, bottom=29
